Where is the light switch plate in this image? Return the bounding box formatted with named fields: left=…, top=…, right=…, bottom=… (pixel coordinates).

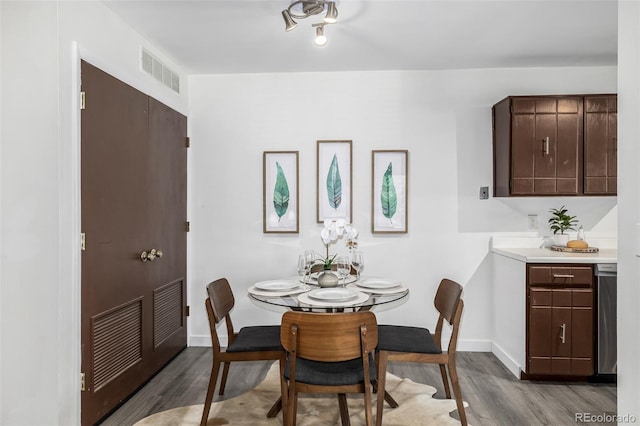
left=479, top=186, right=489, bottom=200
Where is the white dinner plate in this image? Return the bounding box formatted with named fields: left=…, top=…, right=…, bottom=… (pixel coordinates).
left=357, top=278, right=400, bottom=290
left=307, top=288, right=359, bottom=302
left=254, top=280, right=300, bottom=291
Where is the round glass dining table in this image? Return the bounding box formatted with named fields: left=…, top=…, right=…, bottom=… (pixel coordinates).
left=248, top=275, right=409, bottom=313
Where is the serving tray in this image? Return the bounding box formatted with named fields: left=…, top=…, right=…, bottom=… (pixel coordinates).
left=550, top=245, right=599, bottom=253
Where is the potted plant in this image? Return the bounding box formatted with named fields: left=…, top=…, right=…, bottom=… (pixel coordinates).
left=315, top=219, right=358, bottom=287
left=548, top=206, right=578, bottom=246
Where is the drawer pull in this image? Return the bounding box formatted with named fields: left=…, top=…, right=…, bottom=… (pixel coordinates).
left=560, top=323, right=566, bottom=344
left=553, top=274, right=574, bottom=279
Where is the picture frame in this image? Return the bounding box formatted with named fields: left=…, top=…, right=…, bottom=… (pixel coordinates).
left=372, top=150, right=408, bottom=234
left=317, top=140, right=352, bottom=223
left=263, top=151, right=299, bottom=233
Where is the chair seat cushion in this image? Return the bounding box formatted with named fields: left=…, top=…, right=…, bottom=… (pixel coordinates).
left=377, top=325, right=442, bottom=354
left=284, top=355, right=376, bottom=386
left=226, top=325, right=282, bottom=352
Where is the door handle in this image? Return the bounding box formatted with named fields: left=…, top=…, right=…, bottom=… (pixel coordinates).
left=140, top=248, right=163, bottom=262
left=553, top=274, right=574, bottom=279
left=560, top=323, right=566, bottom=344
left=543, top=137, right=550, bottom=155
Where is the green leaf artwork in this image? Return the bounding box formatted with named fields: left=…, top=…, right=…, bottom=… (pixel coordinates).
left=381, top=162, right=397, bottom=221
left=273, top=162, right=289, bottom=222
left=326, top=154, right=342, bottom=210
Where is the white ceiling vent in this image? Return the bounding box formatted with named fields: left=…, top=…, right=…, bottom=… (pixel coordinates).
left=141, top=48, right=180, bottom=94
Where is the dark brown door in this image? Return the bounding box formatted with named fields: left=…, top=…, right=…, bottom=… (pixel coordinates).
left=80, top=61, right=187, bottom=425
left=584, top=95, right=617, bottom=194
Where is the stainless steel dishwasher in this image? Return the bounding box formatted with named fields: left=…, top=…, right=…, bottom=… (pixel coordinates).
left=595, top=263, right=617, bottom=380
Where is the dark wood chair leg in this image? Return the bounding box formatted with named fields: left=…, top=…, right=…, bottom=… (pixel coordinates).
left=266, top=396, right=282, bottom=418
left=375, top=352, right=388, bottom=426
left=439, top=364, right=452, bottom=398
left=290, top=389, right=299, bottom=426
left=364, top=386, right=374, bottom=426
left=384, top=390, right=399, bottom=408
left=278, top=357, right=288, bottom=424
left=448, top=358, right=468, bottom=426
left=338, top=393, right=351, bottom=426
left=218, top=361, right=230, bottom=395
left=200, top=361, right=220, bottom=426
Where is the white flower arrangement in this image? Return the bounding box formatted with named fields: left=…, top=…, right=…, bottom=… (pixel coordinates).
left=317, top=219, right=358, bottom=269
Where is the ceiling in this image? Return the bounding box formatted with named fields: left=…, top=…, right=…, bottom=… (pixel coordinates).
left=102, top=0, right=618, bottom=75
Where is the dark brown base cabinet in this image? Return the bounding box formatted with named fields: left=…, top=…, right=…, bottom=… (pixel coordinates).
left=526, top=264, right=594, bottom=377
left=492, top=94, right=617, bottom=197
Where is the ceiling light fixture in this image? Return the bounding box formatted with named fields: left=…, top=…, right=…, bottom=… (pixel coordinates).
left=282, top=1, right=338, bottom=46
left=314, top=25, right=327, bottom=46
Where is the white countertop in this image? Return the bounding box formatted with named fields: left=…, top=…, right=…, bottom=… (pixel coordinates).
left=492, top=247, right=617, bottom=264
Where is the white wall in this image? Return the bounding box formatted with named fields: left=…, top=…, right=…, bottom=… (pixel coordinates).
left=1, top=1, right=188, bottom=424
left=188, top=67, right=617, bottom=352
left=617, top=0, right=640, bottom=419
left=1, top=0, right=635, bottom=424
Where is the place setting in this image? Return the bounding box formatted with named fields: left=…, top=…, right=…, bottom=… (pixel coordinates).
left=297, top=286, right=370, bottom=307
left=248, top=278, right=311, bottom=297
left=348, top=276, right=408, bottom=295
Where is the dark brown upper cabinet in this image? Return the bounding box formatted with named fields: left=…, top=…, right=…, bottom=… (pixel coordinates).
left=492, top=94, right=617, bottom=197
left=584, top=95, right=617, bottom=195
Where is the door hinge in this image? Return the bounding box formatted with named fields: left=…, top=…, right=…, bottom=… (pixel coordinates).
left=81, top=372, right=86, bottom=391
left=185, top=305, right=190, bottom=317
left=80, top=91, right=86, bottom=110
left=186, top=221, right=190, bottom=232
left=186, top=137, right=190, bottom=148
left=81, top=233, right=86, bottom=251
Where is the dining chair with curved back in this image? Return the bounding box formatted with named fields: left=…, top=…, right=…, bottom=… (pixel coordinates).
left=280, top=311, right=380, bottom=426
left=200, top=278, right=284, bottom=426
left=375, top=278, right=468, bottom=426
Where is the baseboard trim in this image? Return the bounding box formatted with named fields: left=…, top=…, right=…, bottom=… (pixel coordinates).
left=458, top=339, right=492, bottom=352
left=189, top=335, right=220, bottom=347
left=491, top=342, right=522, bottom=378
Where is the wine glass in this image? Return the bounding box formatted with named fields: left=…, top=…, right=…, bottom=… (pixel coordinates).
left=304, top=250, right=315, bottom=284
left=336, top=256, right=351, bottom=287
left=351, top=251, right=364, bottom=281
left=297, top=254, right=307, bottom=281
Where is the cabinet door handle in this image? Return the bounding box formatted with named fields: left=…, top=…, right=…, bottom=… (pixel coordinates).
left=543, top=137, right=550, bottom=155
left=553, top=274, right=574, bottom=279
left=560, top=323, right=566, bottom=344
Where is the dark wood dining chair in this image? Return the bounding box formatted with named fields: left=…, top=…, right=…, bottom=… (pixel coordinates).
left=200, top=278, right=284, bottom=426
left=280, top=311, right=379, bottom=426
left=375, top=278, right=468, bottom=426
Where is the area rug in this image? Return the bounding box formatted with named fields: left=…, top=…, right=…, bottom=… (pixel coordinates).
left=135, top=363, right=468, bottom=425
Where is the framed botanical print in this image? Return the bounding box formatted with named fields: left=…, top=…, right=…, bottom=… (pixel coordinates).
left=317, top=140, right=352, bottom=223
left=372, top=150, right=408, bottom=233
left=263, top=151, right=299, bottom=233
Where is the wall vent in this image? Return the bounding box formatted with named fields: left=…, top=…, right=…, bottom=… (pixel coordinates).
left=141, top=48, right=180, bottom=94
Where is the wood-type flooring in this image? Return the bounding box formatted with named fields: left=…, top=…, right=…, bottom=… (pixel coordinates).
left=101, top=348, right=616, bottom=426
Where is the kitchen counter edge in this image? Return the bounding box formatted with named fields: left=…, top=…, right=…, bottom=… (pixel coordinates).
left=492, top=247, right=617, bottom=264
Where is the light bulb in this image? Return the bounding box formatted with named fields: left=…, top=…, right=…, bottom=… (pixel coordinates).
left=323, top=2, right=338, bottom=23
left=315, top=26, right=327, bottom=46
